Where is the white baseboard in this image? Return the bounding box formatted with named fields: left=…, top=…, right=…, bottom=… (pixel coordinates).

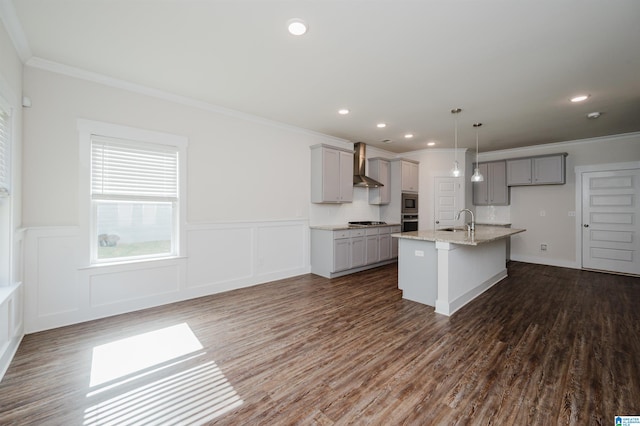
left=510, top=254, right=579, bottom=269
left=0, top=333, right=23, bottom=381
left=437, top=269, right=507, bottom=316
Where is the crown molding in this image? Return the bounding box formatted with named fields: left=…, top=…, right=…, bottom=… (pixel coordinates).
left=477, top=131, right=640, bottom=159
left=25, top=56, right=351, bottom=146
left=0, top=0, right=32, bottom=62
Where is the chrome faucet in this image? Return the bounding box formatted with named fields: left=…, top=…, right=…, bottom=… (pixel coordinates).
left=455, top=209, right=475, bottom=233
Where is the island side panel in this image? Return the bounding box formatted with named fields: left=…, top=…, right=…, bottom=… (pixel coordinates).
left=435, top=239, right=507, bottom=316
left=398, top=238, right=438, bottom=306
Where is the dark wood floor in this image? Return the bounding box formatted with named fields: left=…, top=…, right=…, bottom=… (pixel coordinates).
left=1, top=262, right=639, bottom=425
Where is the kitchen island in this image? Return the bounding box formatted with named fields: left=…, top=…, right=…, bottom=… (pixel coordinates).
left=391, top=226, right=525, bottom=316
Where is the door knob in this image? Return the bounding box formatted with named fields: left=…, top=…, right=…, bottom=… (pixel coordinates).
left=583, top=224, right=589, bottom=228
left=436, top=221, right=440, bottom=224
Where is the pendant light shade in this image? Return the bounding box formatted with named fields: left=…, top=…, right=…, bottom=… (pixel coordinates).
left=450, top=108, right=463, bottom=178
left=471, top=123, right=484, bottom=182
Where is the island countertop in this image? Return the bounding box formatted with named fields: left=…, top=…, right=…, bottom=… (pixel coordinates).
left=392, top=226, right=525, bottom=246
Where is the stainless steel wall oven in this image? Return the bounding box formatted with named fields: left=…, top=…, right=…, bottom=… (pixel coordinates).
left=401, top=214, right=418, bottom=232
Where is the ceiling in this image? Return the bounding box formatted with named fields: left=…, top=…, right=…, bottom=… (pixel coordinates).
left=5, top=0, right=640, bottom=153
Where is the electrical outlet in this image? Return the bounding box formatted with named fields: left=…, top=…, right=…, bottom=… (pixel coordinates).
left=540, top=244, right=548, bottom=251
left=415, top=250, right=424, bottom=257
left=568, top=211, right=576, bottom=217
left=540, top=210, right=546, bottom=217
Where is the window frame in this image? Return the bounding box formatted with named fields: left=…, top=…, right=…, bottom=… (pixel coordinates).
left=78, top=120, right=187, bottom=266
left=0, top=93, right=11, bottom=197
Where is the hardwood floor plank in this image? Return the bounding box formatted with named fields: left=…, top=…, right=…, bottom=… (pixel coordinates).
left=1, top=262, right=639, bottom=425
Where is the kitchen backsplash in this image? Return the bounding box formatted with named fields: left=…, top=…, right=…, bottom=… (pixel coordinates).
left=475, top=205, right=511, bottom=224
left=309, top=187, right=381, bottom=226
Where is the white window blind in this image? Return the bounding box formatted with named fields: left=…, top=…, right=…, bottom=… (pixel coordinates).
left=0, top=105, right=10, bottom=196
left=91, top=135, right=178, bottom=201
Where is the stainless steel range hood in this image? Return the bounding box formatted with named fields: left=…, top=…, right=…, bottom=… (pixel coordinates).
left=353, top=142, right=383, bottom=188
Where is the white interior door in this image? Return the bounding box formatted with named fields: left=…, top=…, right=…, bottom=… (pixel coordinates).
left=582, top=168, right=640, bottom=275
left=434, top=177, right=462, bottom=229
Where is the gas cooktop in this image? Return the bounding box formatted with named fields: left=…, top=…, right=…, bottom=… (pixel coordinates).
left=348, top=221, right=387, bottom=226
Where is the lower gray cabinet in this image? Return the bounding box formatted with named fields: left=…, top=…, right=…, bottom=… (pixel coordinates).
left=351, top=236, right=366, bottom=268
left=379, top=233, right=391, bottom=261
left=311, top=226, right=398, bottom=278
left=333, top=238, right=351, bottom=272
left=365, top=228, right=379, bottom=264
left=391, top=225, right=401, bottom=258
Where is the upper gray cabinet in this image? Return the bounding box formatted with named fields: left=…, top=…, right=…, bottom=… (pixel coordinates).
left=310, top=144, right=354, bottom=203
left=506, top=153, right=567, bottom=186
left=400, top=160, right=419, bottom=192
left=473, top=160, right=509, bottom=205
left=368, top=157, right=391, bottom=205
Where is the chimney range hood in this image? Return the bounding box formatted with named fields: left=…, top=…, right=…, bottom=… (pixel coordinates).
left=353, top=142, right=383, bottom=188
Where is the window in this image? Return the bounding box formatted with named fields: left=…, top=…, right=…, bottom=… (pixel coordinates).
left=79, top=120, right=186, bottom=264
left=0, top=95, right=10, bottom=197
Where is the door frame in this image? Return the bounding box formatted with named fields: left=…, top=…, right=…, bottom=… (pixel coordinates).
left=433, top=176, right=464, bottom=229
left=575, top=161, right=640, bottom=269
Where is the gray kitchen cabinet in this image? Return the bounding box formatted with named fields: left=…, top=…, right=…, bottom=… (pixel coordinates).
left=350, top=236, right=366, bottom=268
left=365, top=228, right=379, bottom=264
left=378, top=232, right=391, bottom=261
left=310, top=227, right=397, bottom=278
left=506, top=153, right=567, bottom=186
left=310, top=144, right=354, bottom=203
left=400, top=160, right=420, bottom=192
left=368, top=158, right=391, bottom=205
left=333, top=237, right=351, bottom=272
left=473, top=161, right=509, bottom=205
left=391, top=225, right=401, bottom=258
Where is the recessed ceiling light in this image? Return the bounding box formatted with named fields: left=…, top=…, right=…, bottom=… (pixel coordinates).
left=404, top=134, right=414, bottom=139
left=376, top=123, right=386, bottom=128
left=338, top=109, right=350, bottom=115
left=587, top=112, right=601, bottom=119
left=381, top=139, right=392, bottom=144
left=427, top=141, right=436, bottom=146
left=570, top=94, right=590, bottom=103
left=287, top=18, right=308, bottom=36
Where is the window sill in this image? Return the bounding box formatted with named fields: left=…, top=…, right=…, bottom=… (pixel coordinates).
left=78, top=255, right=187, bottom=271
left=0, top=282, right=21, bottom=305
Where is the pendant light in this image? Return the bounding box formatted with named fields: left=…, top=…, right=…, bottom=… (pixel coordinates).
left=450, top=108, right=462, bottom=177
left=471, top=122, right=485, bottom=182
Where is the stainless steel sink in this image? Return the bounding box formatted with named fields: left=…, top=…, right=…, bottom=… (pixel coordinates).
left=439, top=227, right=468, bottom=232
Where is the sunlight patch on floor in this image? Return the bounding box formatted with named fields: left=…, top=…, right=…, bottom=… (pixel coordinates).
left=90, top=323, right=203, bottom=387
left=85, top=323, right=243, bottom=425
left=84, top=360, right=243, bottom=425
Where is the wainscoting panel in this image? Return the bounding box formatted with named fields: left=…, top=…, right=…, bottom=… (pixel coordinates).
left=256, top=222, right=307, bottom=277
left=186, top=226, right=254, bottom=289
left=89, top=263, right=181, bottom=308
left=36, top=234, right=81, bottom=316
left=0, top=283, right=24, bottom=380
left=23, top=220, right=310, bottom=333
left=24, top=227, right=81, bottom=332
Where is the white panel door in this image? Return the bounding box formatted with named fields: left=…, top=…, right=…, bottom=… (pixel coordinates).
left=434, top=177, right=462, bottom=228
left=582, top=169, right=640, bottom=275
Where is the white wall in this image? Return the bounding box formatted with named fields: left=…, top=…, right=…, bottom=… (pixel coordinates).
left=0, top=16, right=24, bottom=379
left=20, top=64, right=355, bottom=332
left=476, top=133, right=640, bottom=268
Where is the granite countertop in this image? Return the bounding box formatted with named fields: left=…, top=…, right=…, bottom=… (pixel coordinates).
left=391, top=226, right=525, bottom=246
left=310, top=223, right=401, bottom=231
